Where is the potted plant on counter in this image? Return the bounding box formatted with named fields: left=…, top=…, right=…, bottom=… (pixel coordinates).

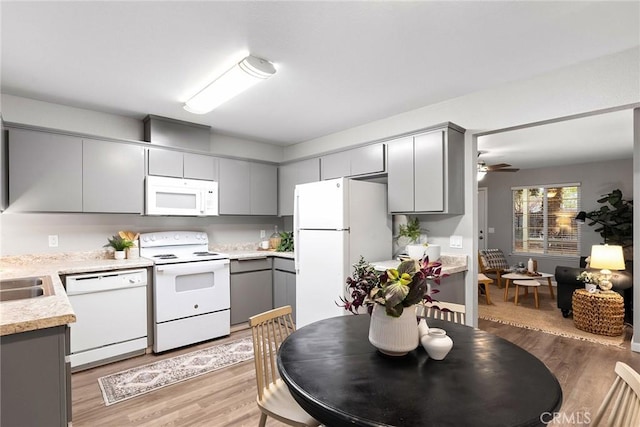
left=397, top=217, right=426, bottom=259
left=104, top=235, right=134, bottom=260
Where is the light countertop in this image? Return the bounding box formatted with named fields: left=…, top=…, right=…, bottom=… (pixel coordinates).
left=0, top=249, right=292, bottom=336
left=0, top=251, right=153, bottom=336
left=372, top=254, right=468, bottom=275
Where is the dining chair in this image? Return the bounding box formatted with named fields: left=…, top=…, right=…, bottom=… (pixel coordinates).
left=591, top=361, right=640, bottom=426
left=418, top=301, right=466, bottom=325
left=249, top=306, right=320, bottom=427
left=478, top=249, right=509, bottom=288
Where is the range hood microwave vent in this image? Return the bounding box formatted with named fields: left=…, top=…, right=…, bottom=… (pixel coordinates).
left=143, top=114, right=211, bottom=152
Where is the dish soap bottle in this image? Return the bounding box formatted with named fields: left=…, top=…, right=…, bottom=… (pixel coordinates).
left=269, top=226, right=281, bottom=250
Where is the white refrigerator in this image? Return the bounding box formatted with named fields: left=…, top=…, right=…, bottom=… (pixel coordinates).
left=294, top=178, right=392, bottom=328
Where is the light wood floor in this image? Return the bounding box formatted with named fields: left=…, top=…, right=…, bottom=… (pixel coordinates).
left=72, top=321, right=640, bottom=427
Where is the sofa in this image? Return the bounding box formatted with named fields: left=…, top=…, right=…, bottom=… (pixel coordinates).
left=555, top=257, right=633, bottom=323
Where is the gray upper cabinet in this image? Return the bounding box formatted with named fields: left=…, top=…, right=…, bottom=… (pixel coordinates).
left=1, top=126, right=7, bottom=211
left=387, top=126, right=464, bottom=214
left=8, top=128, right=83, bottom=212
left=321, top=152, right=350, bottom=180
left=83, top=138, right=145, bottom=213
left=219, top=158, right=251, bottom=214
left=250, top=162, right=277, bottom=215
left=148, top=148, right=218, bottom=181
left=148, top=149, right=183, bottom=178
left=219, top=158, right=276, bottom=215
left=321, top=143, right=385, bottom=180
left=350, top=143, right=385, bottom=176
left=278, top=158, right=320, bottom=216
left=184, top=152, right=218, bottom=181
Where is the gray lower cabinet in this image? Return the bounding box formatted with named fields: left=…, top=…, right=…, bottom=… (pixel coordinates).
left=1, top=325, right=69, bottom=427
left=8, top=128, right=83, bottom=212
left=278, top=158, right=321, bottom=216
left=273, top=258, right=296, bottom=322
left=387, top=125, right=464, bottom=214
left=83, top=138, right=145, bottom=213
left=219, top=158, right=277, bottom=215
left=230, top=258, right=274, bottom=325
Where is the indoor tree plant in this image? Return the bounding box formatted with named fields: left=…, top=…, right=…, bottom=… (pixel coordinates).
left=397, top=217, right=427, bottom=259
left=584, top=189, right=633, bottom=259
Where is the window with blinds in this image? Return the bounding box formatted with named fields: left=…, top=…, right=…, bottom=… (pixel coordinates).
left=512, top=184, right=580, bottom=256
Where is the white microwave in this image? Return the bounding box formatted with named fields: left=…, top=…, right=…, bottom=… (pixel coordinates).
left=145, top=176, right=219, bottom=216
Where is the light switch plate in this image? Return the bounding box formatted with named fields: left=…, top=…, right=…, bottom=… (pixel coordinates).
left=449, top=235, right=463, bottom=249
left=488, top=227, right=495, bottom=233
left=260, top=230, right=266, bottom=238
left=48, top=235, right=59, bottom=247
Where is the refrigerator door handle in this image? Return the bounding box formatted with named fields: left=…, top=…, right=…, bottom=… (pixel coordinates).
left=294, top=187, right=300, bottom=274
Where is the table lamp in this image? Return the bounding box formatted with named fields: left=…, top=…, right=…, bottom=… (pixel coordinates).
left=589, top=244, right=625, bottom=291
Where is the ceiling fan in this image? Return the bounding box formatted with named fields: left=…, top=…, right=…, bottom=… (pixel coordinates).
left=477, top=159, right=519, bottom=180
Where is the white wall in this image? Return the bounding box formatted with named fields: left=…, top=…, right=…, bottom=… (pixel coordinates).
left=0, top=94, right=286, bottom=255
left=481, top=158, right=633, bottom=274
left=1, top=94, right=143, bottom=141
left=282, top=47, right=639, bottom=330
left=0, top=213, right=283, bottom=256
left=0, top=94, right=284, bottom=163
left=211, top=133, right=282, bottom=163
left=285, top=48, right=639, bottom=160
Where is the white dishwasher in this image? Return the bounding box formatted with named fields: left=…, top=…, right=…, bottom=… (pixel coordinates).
left=66, top=268, right=148, bottom=370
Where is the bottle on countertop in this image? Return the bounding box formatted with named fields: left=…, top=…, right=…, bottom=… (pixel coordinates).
left=269, top=226, right=281, bottom=250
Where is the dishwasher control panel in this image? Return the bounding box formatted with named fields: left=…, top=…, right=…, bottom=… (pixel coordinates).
left=66, top=269, right=147, bottom=294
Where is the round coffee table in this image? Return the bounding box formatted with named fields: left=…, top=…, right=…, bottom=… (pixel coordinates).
left=502, top=272, right=555, bottom=302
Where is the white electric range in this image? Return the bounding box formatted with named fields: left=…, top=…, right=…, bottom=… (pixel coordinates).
left=139, top=231, right=230, bottom=353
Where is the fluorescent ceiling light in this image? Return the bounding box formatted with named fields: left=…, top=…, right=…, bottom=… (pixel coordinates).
left=184, top=55, right=276, bottom=114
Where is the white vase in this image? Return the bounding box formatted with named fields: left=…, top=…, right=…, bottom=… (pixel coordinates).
left=406, top=244, right=426, bottom=259
left=424, top=244, right=441, bottom=262
left=418, top=318, right=430, bottom=338
left=114, top=250, right=126, bottom=260
left=420, top=327, right=453, bottom=360
left=368, top=304, right=419, bottom=356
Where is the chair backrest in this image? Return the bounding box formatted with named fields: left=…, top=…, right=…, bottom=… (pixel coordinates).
left=479, top=249, right=509, bottom=271
left=418, top=301, right=466, bottom=325
left=249, top=305, right=296, bottom=401
left=591, top=361, right=640, bottom=426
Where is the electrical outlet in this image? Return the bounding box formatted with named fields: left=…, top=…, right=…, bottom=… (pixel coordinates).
left=449, top=235, right=463, bottom=249
left=260, top=230, right=266, bottom=238
left=48, top=235, right=59, bottom=248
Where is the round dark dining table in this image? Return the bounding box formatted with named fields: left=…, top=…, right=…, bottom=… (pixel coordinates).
left=278, top=314, right=562, bottom=427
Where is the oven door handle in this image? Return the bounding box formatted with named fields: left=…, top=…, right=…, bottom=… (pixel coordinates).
left=156, top=260, right=229, bottom=274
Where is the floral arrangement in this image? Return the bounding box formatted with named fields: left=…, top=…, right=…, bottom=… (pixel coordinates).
left=339, top=256, right=445, bottom=317
left=577, top=271, right=602, bottom=285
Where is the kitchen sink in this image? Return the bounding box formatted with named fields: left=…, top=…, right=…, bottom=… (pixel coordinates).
left=0, top=287, right=45, bottom=301
left=0, top=277, right=43, bottom=290
left=0, top=276, right=53, bottom=301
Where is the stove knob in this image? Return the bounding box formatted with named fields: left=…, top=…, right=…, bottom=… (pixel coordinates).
left=150, top=235, right=156, bottom=241
left=174, top=234, right=180, bottom=240
left=142, top=236, right=149, bottom=242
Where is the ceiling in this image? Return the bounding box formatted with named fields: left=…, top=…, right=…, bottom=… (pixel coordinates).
left=1, top=1, right=639, bottom=167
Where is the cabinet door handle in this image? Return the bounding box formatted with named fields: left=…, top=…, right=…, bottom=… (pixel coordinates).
left=238, top=256, right=268, bottom=261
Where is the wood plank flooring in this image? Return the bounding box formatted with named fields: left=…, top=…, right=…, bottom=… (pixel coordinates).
left=72, top=321, right=640, bottom=426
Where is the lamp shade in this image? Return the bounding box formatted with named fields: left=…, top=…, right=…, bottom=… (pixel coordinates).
left=589, top=244, right=625, bottom=270
left=184, top=55, right=276, bottom=114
